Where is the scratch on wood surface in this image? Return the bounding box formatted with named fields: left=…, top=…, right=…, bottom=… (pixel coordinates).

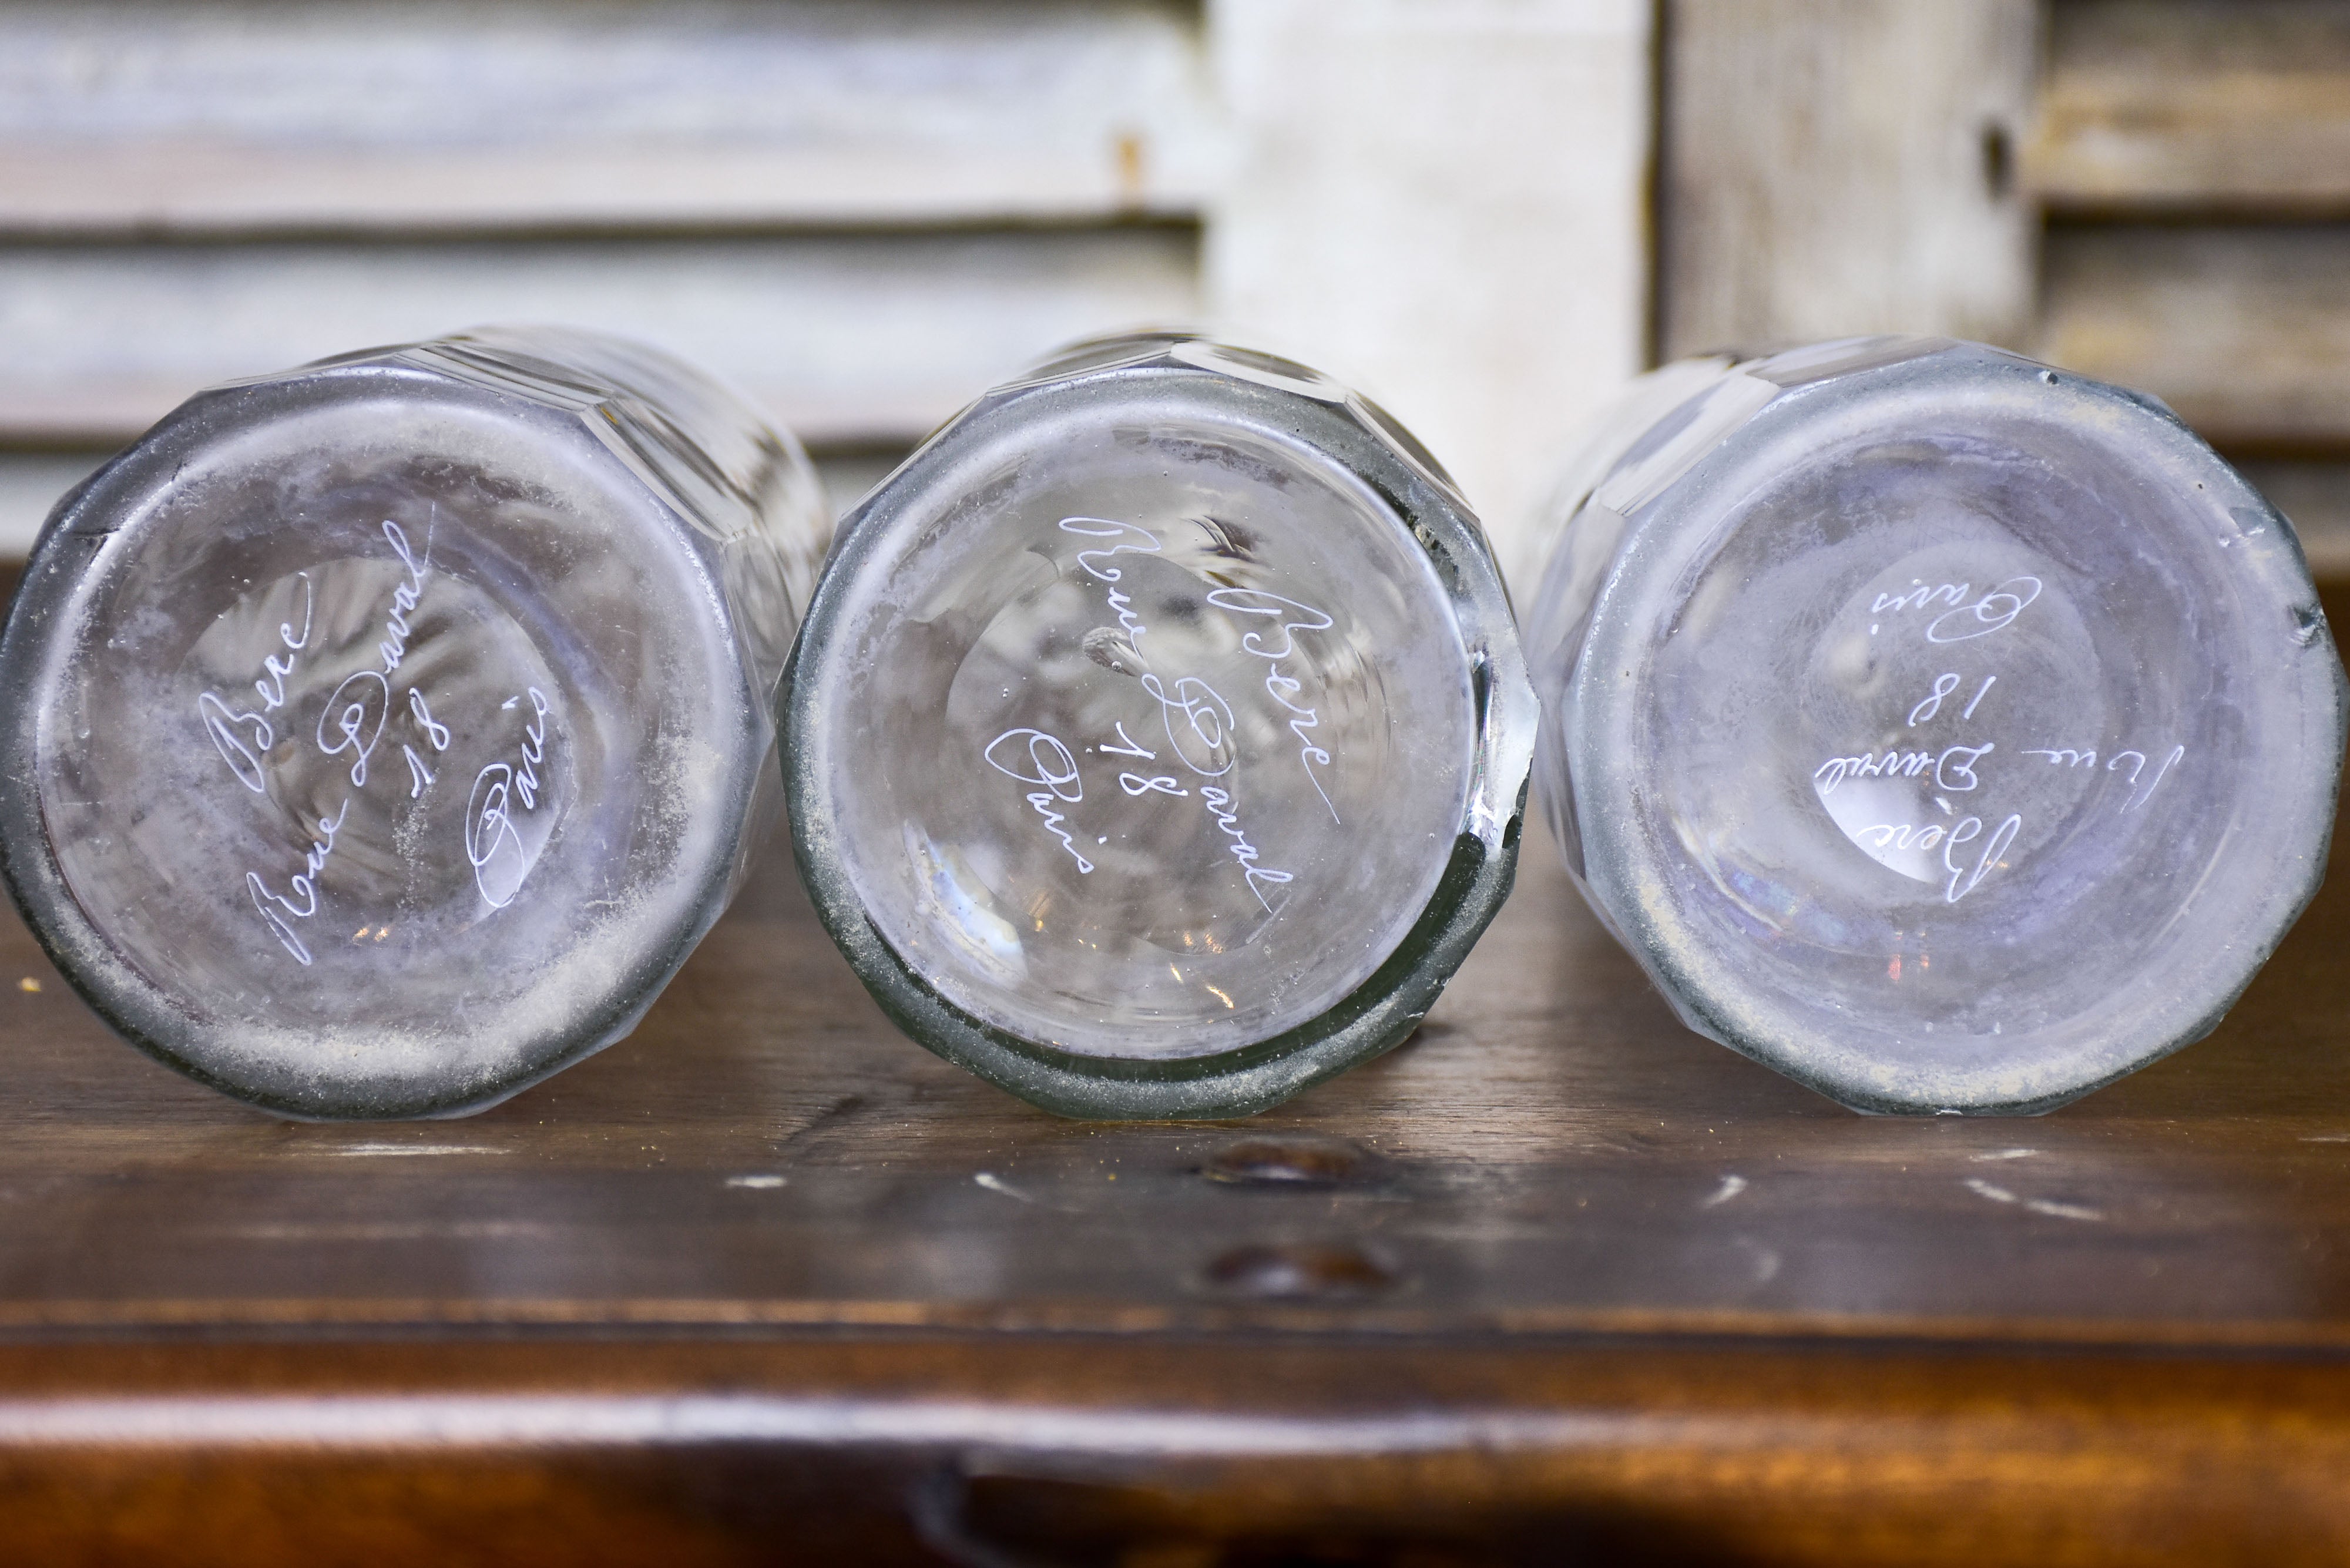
left=328, top=1144, right=511, bottom=1157
left=974, top=1172, right=1033, bottom=1203
left=217, top=1222, right=552, bottom=1243
left=1971, top=1148, right=2037, bottom=1161
left=725, top=1175, right=786, bottom=1190
left=2302, top=1133, right=2350, bottom=1143
left=1701, top=1174, right=1747, bottom=1208
left=1965, top=1177, right=2103, bottom=1222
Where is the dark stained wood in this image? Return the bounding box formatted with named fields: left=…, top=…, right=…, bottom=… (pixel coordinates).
left=0, top=591, right=2348, bottom=1562
left=3, top=1337, right=2350, bottom=1567
left=17, top=738, right=2350, bottom=1348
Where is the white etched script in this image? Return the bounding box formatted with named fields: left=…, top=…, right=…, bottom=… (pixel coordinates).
left=466, top=687, right=554, bottom=909
left=1203, top=587, right=1340, bottom=822
left=245, top=799, right=350, bottom=966
left=985, top=727, right=1095, bottom=874
left=197, top=571, right=313, bottom=793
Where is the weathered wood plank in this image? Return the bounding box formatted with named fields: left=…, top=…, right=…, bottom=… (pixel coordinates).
left=2033, top=0, right=2350, bottom=215
left=2039, top=222, right=2350, bottom=448
left=0, top=229, right=1199, bottom=446
left=1204, top=0, right=1651, bottom=572
left=0, top=602, right=2348, bottom=1557
left=1659, top=0, right=2037, bottom=360
left=2, top=760, right=2349, bottom=1342
left=0, top=0, right=1217, bottom=233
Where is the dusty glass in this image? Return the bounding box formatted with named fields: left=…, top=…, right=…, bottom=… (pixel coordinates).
left=784, top=333, right=1536, bottom=1118
left=1523, top=336, right=2347, bottom=1114
left=0, top=327, right=827, bottom=1117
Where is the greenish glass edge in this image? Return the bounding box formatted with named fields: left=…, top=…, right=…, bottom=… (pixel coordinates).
left=1558, top=343, right=2350, bottom=1116
left=0, top=360, right=765, bottom=1122
left=789, top=771, right=1523, bottom=1120
left=780, top=352, right=1532, bottom=1120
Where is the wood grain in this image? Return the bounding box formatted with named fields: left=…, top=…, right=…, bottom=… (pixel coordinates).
left=1205, top=0, right=1651, bottom=568
left=0, top=228, right=1198, bottom=446
left=0, top=586, right=2345, bottom=1560
left=0, top=0, right=1214, bottom=234
left=1657, top=0, right=2037, bottom=360
left=0, top=1338, right=2347, bottom=1566
left=10, top=796, right=2350, bottom=1343
left=1657, top=1, right=2350, bottom=578
left=2039, top=221, right=2350, bottom=448
left=0, top=0, right=1657, bottom=575
left=2033, top=0, right=2350, bottom=216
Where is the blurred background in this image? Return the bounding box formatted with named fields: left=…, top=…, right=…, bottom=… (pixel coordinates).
left=0, top=0, right=2342, bottom=583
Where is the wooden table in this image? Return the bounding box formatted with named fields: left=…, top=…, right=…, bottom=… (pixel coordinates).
left=5, top=632, right=2349, bottom=1566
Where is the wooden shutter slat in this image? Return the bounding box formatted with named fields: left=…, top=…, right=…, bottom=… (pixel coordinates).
left=0, top=0, right=1216, bottom=235
left=2033, top=0, right=2350, bottom=215
left=2039, top=222, right=2350, bottom=448
left=0, top=229, right=1201, bottom=446
left=1657, top=0, right=2037, bottom=362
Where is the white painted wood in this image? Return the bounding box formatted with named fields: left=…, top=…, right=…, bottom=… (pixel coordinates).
left=0, top=0, right=1666, bottom=582
left=0, top=230, right=1198, bottom=445
left=0, top=1, right=1221, bottom=233
left=1203, top=0, right=1652, bottom=576
left=1659, top=0, right=2038, bottom=358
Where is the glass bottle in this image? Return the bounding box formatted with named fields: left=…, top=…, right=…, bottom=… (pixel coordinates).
left=782, top=333, right=1536, bottom=1118
left=1523, top=336, right=2347, bottom=1114
left=0, top=327, right=828, bottom=1117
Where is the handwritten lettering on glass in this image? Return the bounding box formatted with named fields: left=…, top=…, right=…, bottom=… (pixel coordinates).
left=981, top=515, right=1341, bottom=918
left=1817, top=572, right=2181, bottom=908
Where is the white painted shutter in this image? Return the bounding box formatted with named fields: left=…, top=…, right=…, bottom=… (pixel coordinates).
left=1660, top=0, right=2350, bottom=575
left=0, top=0, right=1653, bottom=571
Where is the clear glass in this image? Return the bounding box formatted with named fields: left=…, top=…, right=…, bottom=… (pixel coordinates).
left=0, top=326, right=828, bottom=1118
left=1525, top=337, right=2347, bottom=1114
left=784, top=334, right=1535, bottom=1119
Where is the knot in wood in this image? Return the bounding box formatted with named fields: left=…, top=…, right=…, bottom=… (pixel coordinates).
left=1200, top=1241, right=1399, bottom=1300
left=1200, top=1133, right=1378, bottom=1187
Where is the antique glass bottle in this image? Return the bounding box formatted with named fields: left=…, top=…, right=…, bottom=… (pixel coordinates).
left=0, top=327, right=827, bottom=1117
left=1523, top=336, right=2347, bottom=1114
left=783, top=333, right=1536, bottom=1118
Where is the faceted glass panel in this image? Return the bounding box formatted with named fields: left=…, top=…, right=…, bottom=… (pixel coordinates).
left=0, top=328, right=827, bottom=1117
left=1525, top=338, right=2347, bottom=1114
left=785, top=334, right=1535, bottom=1119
